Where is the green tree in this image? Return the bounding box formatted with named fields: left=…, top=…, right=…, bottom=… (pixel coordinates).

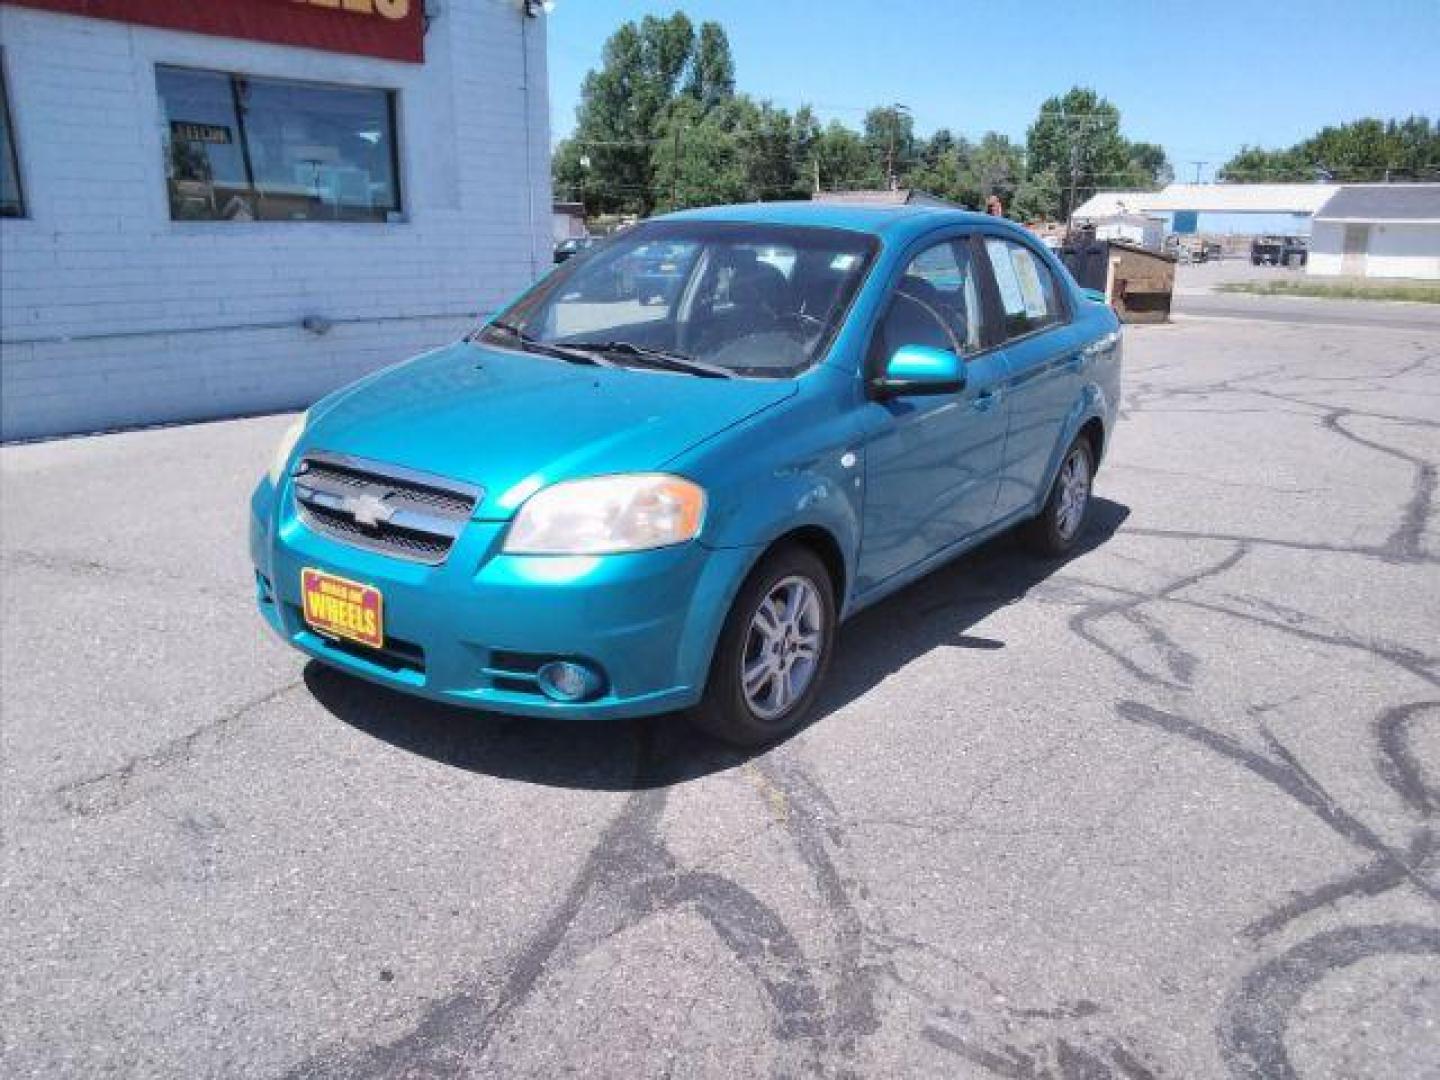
left=686, top=22, right=735, bottom=108
left=1125, top=141, right=1173, bottom=187
left=791, top=105, right=822, bottom=193
left=558, top=13, right=737, bottom=215
left=964, top=131, right=1025, bottom=209
left=1026, top=87, right=1167, bottom=219
left=864, top=106, right=916, bottom=188
left=651, top=97, right=747, bottom=210
left=1010, top=167, right=1062, bottom=222
left=1218, top=146, right=1304, bottom=182
left=814, top=121, right=878, bottom=193
left=734, top=99, right=805, bottom=200
left=1219, top=116, right=1439, bottom=182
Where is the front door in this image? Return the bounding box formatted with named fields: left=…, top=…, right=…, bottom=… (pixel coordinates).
left=1342, top=224, right=1370, bottom=276
left=980, top=235, right=1082, bottom=517
left=856, top=235, right=1009, bottom=593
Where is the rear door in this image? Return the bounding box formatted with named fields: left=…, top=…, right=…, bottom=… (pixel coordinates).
left=979, top=235, right=1084, bottom=518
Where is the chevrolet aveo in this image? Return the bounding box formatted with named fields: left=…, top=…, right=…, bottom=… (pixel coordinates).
left=251, top=203, right=1122, bottom=745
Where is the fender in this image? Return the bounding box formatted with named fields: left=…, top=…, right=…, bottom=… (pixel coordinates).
left=674, top=365, right=864, bottom=559
left=1033, top=384, right=1110, bottom=513
left=669, top=366, right=866, bottom=676
left=1032, top=324, right=1122, bottom=508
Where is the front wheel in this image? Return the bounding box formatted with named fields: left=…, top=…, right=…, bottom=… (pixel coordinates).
left=1025, top=437, right=1094, bottom=556
left=690, top=546, right=836, bottom=747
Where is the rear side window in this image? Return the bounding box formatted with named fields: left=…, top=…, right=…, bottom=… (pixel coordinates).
left=872, top=239, right=984, bottom=363
left=984, top=238, right=1063, bottom=338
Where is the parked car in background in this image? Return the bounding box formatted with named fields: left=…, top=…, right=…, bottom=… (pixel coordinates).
left=1251, top=235, right=1308, bottom=267
left=1168, top=237, right=1223, bottom=264
left=626, top=241, right=694, bottom=305
left=252, top=203, right=1122, bottom=745
left=553, top=236, right=599, bottom=263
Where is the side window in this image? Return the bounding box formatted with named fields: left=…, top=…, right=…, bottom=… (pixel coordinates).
left=0, top=51, right=23, bottom=218
left=872, top=239, right=983, bottom=363
left=984, top=238, right=1063, bottom=338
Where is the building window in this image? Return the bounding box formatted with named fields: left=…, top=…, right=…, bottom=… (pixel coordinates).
left=156, top=66, right=401, bottom=223
left=1, top=53, right=23, bottom=218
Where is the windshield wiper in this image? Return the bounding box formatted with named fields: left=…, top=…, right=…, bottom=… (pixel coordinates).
left=482, top=321, right=612, bottom=367
left=565, top=340, right=736, bottom=379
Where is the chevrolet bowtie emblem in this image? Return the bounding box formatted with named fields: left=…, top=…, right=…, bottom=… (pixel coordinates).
left=346, top=490, right=396, bottom=528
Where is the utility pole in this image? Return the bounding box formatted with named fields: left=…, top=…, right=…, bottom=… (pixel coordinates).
left=1190, top=160, right=1206, bottom=184
left=886, top=125, right=898, bottom=191
left=1066, top=142, right=1079, bottom=232
left=813, top=156, right=821, bottom=195
left=885, top=103, right=910, bottom=192
left=670, top=122, right=683, bottom=211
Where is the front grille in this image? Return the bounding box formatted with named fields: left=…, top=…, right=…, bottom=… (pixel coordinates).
left=293, top=451, right=482, bottom=565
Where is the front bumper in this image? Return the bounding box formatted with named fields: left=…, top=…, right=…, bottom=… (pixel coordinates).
left=250, top=480, right=754, bottom=720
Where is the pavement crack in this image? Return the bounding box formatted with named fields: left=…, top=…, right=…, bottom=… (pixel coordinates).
left=1119, top=701, right=1440, bottom=910
left=283, top=732, right=877, bottom=1079
left=43, top=678, right=304, bottom=819
left=1068, top=544, right=1247, bottom=689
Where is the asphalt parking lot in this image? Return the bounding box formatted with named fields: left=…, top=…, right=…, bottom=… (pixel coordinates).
left=3, top=295, right=1438, bottom=1078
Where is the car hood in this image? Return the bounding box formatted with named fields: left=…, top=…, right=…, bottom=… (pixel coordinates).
left=304, top=341, right=796, bottom=518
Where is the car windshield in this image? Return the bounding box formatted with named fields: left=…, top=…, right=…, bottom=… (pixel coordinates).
left=479, top=221, right=877, bottom=378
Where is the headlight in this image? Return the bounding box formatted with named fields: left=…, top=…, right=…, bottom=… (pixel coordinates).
left=267, top=413, right=307, bottom=485
left=504, top=473, right=706, bottom=555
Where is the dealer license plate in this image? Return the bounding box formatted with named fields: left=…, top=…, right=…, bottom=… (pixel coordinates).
left=301, top=568, right=384, bottom=650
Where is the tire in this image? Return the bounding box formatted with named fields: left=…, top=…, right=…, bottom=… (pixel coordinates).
left=1025, top=437, right=1095, bottom=557
left=690, top=545, right=837, bottom=747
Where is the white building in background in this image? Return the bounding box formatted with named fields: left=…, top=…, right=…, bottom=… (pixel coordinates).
left=1307, top=184, right=1440, bottom=280
left=1072, top=183, right=1338, bottom=238
left=0, top=0, right=552, bottom=441
left=1086, top=213, right=1164, bottom=250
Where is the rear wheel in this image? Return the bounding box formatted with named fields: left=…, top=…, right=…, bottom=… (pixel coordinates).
left=1026, top=437, right=1094, bottom=556
left=690, top=546, right=836, bottom=747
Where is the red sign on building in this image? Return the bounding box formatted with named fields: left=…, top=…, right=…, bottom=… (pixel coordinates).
left=6, top=0, right=425, bottom=63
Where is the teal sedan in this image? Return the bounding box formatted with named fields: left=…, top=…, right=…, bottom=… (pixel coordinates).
left=251, top=203, right=1122, bottom=745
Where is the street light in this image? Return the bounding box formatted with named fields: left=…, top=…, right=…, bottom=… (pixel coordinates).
left=523, top=0, right=555, bottom=16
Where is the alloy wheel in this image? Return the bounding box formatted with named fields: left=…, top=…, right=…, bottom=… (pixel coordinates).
left=1055, top=447, right=1092, bottom=542
left=740, top=575, right=825, bottom=721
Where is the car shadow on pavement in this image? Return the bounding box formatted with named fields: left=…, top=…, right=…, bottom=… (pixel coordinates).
left=304, top=498, right=1130, bottom=791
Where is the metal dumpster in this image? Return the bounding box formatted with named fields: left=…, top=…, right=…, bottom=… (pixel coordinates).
left=1060, top=238, right=1177, bottom=323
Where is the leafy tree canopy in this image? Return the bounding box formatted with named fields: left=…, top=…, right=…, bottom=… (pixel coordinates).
left=1023, top=87, right=1170, bottom=220
left=1219, top=117, right=1439, bottom=183
left=552, top=14, right=1170, bottom=225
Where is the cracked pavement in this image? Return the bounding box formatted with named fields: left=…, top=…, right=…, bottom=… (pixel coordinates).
left=3, top=297, right=1439, bottom=1078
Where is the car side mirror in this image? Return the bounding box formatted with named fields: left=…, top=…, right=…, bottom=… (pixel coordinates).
left=872, top=344, right=965, bottom=399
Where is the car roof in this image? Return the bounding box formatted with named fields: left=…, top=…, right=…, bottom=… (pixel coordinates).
left=656, top=200, right=1005, bottom=245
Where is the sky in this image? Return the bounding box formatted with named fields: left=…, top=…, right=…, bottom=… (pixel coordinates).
left=543, top=0, right=1440, bottom=183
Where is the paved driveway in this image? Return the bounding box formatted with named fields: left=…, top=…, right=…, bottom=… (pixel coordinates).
left=3, top=303, right=1437, bottom=1078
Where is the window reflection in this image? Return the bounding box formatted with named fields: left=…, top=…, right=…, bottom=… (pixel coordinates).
left=157, top=66, right=400, bottom=223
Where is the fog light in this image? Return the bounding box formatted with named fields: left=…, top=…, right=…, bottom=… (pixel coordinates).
left=536, top=660, right=603, bottom=702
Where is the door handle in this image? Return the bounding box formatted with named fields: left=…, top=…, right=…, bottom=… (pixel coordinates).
left=971, top=388, right=1003, bottom=412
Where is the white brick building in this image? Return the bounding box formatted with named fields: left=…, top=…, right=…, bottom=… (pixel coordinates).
left=1307, top=184, right=1440, bottom=281
left=0, top=0, right=551, bottom=440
